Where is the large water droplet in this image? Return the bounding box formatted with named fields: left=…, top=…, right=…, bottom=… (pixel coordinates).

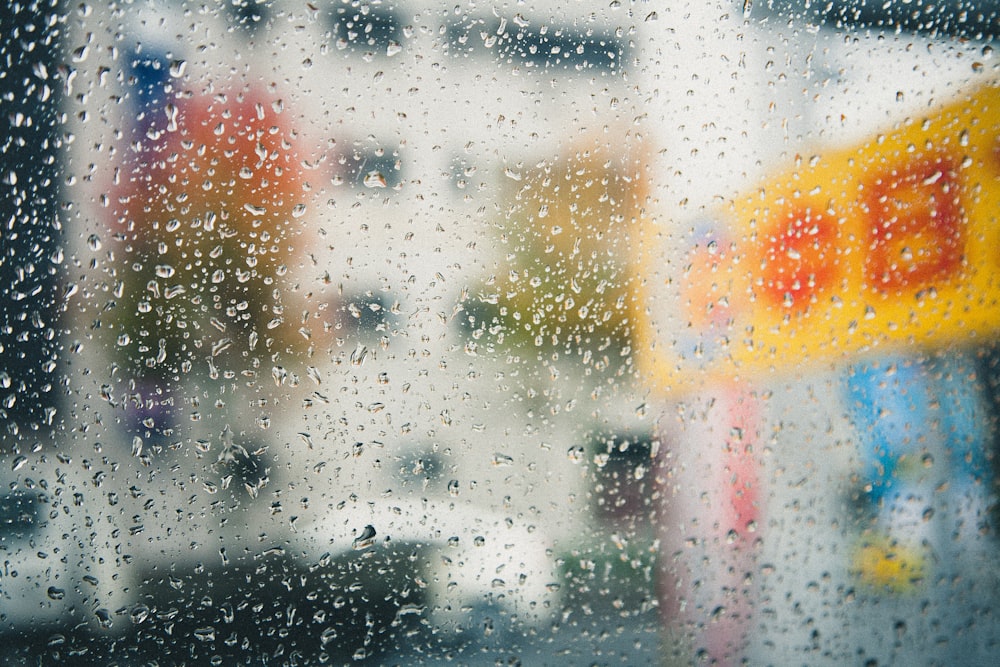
left=352, top=524, right=377, bottom=550
left=363, top=171, right=387, bottom=188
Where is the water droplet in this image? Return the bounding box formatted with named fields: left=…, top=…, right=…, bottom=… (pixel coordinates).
left=447, top=479, right=460, bottom=497
left=194, top=626, right=216, bottom=642
left=363, top=171, right=387, bottom=188
left=130, top=605, right=150, bottom=624
left=352, top=524, right=377, bottom=550
left=95, top=608, right=113, bottom=629
left=169, top=59, right=187, bottom=78
left=46, top=586, right=65, bottom=601
left=164, top=285, right=185, bottom=299
left=164, top=103, right=178, bottom=132
left=11, top=455, right=27, bottom=471
left=211, top=338, right=233, bottom=357
left=491, top=453, right=514, bottom=467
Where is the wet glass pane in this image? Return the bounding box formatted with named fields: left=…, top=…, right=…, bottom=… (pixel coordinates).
left=1, top=0, right=998, bottom=664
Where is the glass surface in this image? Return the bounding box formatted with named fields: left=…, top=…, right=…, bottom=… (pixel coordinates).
left=1, top=1, right=998, bottom=664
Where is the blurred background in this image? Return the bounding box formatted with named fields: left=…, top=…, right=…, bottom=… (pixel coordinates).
left=2, top=1, right=998, bottom=664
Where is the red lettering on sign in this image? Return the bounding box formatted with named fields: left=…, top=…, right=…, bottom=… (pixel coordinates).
left=863, top=155, right=964, bottom=292
left=759, top=205, right=838, bottom=309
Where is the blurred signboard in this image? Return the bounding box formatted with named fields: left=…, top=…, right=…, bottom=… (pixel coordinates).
left=638, top=81, right=1000, bottom=392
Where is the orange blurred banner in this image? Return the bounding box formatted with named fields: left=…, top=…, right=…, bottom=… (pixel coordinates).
left=638, top=81, right=1000, bottom=393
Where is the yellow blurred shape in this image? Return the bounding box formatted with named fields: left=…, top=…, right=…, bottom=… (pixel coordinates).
left=636, top=80, right=1000, bottom=393
left=476, top=136, right=648, bottom=352
left=851, top=537, right=926, bottom=594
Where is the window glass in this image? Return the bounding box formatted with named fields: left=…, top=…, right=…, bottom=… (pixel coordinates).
left=1, top=0, right=998, bottom=664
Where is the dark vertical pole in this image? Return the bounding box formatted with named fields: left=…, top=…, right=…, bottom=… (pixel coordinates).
left=0, top=1, right=64, bottom=446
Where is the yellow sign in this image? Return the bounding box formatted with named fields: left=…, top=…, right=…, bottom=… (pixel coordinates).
left=638, top=81, right=1000, bottom=393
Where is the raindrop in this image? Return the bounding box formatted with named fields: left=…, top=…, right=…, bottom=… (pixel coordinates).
left=350, top=345, right=368, bottom=366
left=211, top=339, right=233, bottom=357
left=352, top=524, right=377, bottom=550
left=130, top=605, right=150, bottom=624
left=169, top=59, right=187, bottom=77
left=492, top=453, right=514, bottom=467
left=363, top=171, right=387, bottom=188
left=194, top=627, right=216, bottom=642
left=95, top=608, right=113, bottom=629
